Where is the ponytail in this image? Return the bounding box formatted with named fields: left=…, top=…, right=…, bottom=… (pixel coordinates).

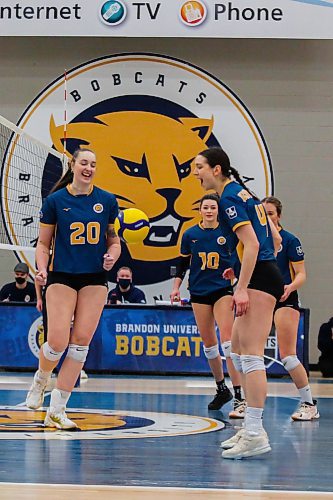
left=50, top=166, right=73, bottom=194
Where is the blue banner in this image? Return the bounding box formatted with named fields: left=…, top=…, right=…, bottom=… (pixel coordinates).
left=0, top=304, right=309, bottom=375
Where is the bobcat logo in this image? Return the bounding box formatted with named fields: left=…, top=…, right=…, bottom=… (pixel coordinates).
left=50, top=112, right=212, bottom=263
left=0, top=408, right=223, bottom=440
left=1, top=54, right=272, bottom=290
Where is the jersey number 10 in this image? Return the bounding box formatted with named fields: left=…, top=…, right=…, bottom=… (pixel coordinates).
left=198, top=252, right=219, bottom=270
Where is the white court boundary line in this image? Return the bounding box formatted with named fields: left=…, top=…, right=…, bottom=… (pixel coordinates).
left=1, top=483, right=333, bottom=496
left=14, top=392, right=51, bottom=407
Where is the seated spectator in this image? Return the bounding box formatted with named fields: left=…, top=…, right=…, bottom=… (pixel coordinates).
left=108, top=267, right=146, bottom=304
left=318, top=317, right=333, bottom=378
left=0, top=262, right=37, bottom=303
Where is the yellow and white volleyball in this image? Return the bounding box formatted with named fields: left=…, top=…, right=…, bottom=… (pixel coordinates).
left=115, top=208, right=150, bottom=244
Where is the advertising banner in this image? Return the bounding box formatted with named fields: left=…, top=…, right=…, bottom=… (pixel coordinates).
left=0, top=0, right=333, bottom=38
left=0, top=303, right=309, bottom=376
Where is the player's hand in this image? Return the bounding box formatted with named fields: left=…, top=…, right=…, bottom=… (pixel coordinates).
left=36, top=270, right=47, bottom=286
left=36, top=299, right=43, bottom=312
left=280, top=284, right=293, bottom=302
left=223, top=267, right=235, bottom=281
left=103, top=253, right=115, bottom=271
left=232, top=287, right=249, bottom=317
left=170, top=289, right=180, bottom=304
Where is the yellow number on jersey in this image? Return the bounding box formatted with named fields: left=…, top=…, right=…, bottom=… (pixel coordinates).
left=70, top=222, right=101, bottom=245
left=198, top=252, right=220, bottom=270
left=255, top=204, right=267, bottom=226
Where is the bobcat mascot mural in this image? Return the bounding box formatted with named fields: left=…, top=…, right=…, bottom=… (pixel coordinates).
left=49, top=109, right=219, bottom=285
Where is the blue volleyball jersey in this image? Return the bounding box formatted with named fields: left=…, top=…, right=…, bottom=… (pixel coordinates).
left=277, top=228, right=304, bottom=285
left=218, top=180, right=275, bottom=270
left=180, top=223, right=232, bottom=295
left=40, top=185, right=118, bottom=274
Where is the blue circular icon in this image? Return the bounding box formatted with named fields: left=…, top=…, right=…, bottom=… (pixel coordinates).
left=100, top=1, right=127, bottom=26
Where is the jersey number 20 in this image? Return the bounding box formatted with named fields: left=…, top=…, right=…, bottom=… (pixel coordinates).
left=70, top=222, right=100, bottom=245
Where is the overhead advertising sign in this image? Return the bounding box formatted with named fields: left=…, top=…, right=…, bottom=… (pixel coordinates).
left=0, top=0, right=333, bottom=38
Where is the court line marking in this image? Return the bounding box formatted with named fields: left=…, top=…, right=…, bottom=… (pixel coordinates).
left=1, top=483, right=333, bottom=495
left=14, top=392, right=51, bottom=407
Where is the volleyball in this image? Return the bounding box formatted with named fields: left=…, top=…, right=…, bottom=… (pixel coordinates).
left=115, top=208, right=150, bottom=244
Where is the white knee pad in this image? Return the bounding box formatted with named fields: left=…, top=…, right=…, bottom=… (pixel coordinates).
left=42, top=342, right=65, bottom=362
left=230, top=352, right=243, bottom=372
left=241, top=355, right=265, bottom=374
left=67, top=344, right=89, bottom=363
left=203, top=344, right=220, bottom=360
left=282, top=355, right=300, bottom=372
left=222, top=341, right=232, bottom=359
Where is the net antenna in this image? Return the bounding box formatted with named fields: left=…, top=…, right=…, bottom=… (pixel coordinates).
left=0, top=114, right=67, bottom=267
left=63, top=69, right=68, bottom=156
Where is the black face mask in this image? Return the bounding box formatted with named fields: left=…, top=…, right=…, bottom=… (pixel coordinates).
left=15, top=277, right=26, bottom=285
left=118, top=278, right=131, bottom=289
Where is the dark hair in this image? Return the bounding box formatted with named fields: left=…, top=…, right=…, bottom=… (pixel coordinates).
left=262, top=196, right=283, bottom=217
left=50, top=148, right=96, bottom=194
left=199, top=192, right=220, bottom=208
left=198, top=147, right=258, bottom=200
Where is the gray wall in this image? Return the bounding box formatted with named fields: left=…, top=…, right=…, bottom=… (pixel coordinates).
left=0, top=37, right=332, bottom=364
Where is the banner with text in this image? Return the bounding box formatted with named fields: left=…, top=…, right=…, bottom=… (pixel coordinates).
left=0, top=304, right=309, bottom=375
left=0, top=0, right=333, bottom=38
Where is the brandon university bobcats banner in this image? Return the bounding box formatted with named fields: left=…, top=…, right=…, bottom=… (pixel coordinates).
left=0, top=304, right=309, bottom=376
left=2, top=53, right=273, bottom=299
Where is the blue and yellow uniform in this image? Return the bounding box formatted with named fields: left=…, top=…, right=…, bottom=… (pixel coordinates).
left=218, top=181, right=275, bottom=263
left=277, top=228, right=304, bottom=285
left=40, top=185, right=118, bottom=274
left=218, top=180, right=283, bottom=300
left=180, top=223, right=233, bottom=304
left=275, top=227, right=304, bottom=310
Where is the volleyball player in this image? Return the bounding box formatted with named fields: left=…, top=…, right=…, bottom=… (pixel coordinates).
left=170, top=193, right=245, bottom=417
left=194, top=147, right=284, bottom=459
left=26, top=148, right=121, bottom=429
left=262, top=196, right=319, bottom=420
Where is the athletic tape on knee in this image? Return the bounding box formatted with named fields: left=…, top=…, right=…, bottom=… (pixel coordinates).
left=230, top=352, right=243, bottom=372
left=222, top=341, right=232, bottom=358
left=282, top=355, right=300, bottom=372
left=241, top=355, right=265, bottom=374
left=203, top=344, right=220, bottom=360
left=67, top=344, right=89, bottom=363
left=42, top=342, right=65, bottom=362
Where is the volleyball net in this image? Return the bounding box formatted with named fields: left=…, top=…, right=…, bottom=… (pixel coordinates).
left=0, top=114, right=66, bottom=253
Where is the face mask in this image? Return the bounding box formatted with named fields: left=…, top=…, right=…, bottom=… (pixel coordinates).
left=118, top=278, right=131, bottom=288
left=15, top=277, right=26, bottom=285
